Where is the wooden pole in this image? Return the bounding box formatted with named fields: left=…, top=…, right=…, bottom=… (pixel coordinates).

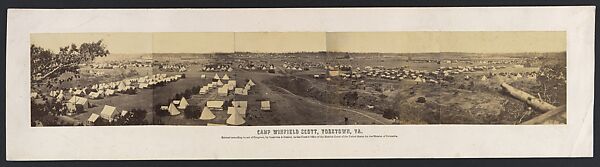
left=521, top=105, right=566, bottom=125
left=500, top=83, right=557, bottom=112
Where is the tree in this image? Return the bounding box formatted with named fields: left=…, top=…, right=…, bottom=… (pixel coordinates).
left=30, top=40, right=110, bottom=81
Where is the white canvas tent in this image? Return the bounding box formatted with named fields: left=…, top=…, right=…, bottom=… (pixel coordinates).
left=213, top=73, right=220, bottom=80
left=217, top=87, right=228, bottom=96
left=226, top=107, right=245, bottom=125
left=199, top=107, right=216, bottom=120
left=222, top=74, right=230, bottom=80
left=414, top=77, right=424, bottom=82
left=216, top=80, right=224, bottom=86
left=261, top=101, right=271, bottom=111
left=100, top=105, right=119, bottom=122
left=178, top=97, right=189, bottom=110
left=247, top=79, right=256, bottom=86
left=199, top=86, right=209, bottom=95
left=206, top=101, right=224, bottom=110
left=87, top=113, right=100, bottom=124
left=168, top=103, right=181, bottom=115
left=160, top=106, right=169, bottom=110
left=120, top=110, right=129, bottom=117
left=67, top=96, right=90, bottom=113
left=117, top=82, right=127, bottom=91
left=516, top=73, right=523, bottom=78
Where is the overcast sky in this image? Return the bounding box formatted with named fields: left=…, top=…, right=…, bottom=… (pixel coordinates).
left=31, top=32, right=565, bottom=54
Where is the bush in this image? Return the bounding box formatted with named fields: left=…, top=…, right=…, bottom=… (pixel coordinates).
left=416, top=97, right=426, bottom=103
left=127, top=108, right=148, bottom=125
left=382, top=107, right=399, bottom=119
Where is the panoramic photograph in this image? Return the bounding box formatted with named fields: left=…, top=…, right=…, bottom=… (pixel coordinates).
left=29, top=32, right=567, bottom=126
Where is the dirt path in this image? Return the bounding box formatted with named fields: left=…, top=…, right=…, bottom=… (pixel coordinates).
left=269, top=84, right=391, bottom=124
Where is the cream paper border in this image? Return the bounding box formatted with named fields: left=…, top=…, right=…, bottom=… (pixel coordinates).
left=6, top=7, right=594, bottom=160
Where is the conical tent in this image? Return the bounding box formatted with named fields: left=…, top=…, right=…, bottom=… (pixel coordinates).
left=199, top=107, right=216, bottom=120
left=168, top=103, right=181, bottom=115
left=226, top=107, right=246, bottom=125
left=481, top=75, right=488, bottom=81
left=178, top=97, right=189, bottom=109
left=248, top=79, right=256, bottom=86
left=217, top=80, right=224, bottom=86
left=222, top=74, right=230, bottom=80
left=213, top=74, right=220, bottom=80
left=118, top=82, right=127, bottom=90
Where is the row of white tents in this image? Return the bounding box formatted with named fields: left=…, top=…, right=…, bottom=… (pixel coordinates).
left=46, top=73, right=182, bottom=102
